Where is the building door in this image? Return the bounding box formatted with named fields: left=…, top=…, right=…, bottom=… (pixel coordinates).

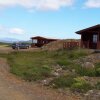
left=92, top=34, right=98, bottom=49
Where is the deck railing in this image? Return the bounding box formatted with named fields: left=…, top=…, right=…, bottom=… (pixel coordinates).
left=63, top=41, right=80, bottom=49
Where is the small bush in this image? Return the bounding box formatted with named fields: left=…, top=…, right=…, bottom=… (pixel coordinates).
left=95, top=63, right=100, bottom=76
left=95, top=63, right=100, bottom=68
left=67, top=52, right=78, bottom=59
left=76, top=66, right=96, bottom=77
left=96, top=68, right=100, bottom=76
left=71, top=77, right=92, bottom=92
left=71, top=82, right=92, bottom=93
left=50, top=75, right=75, bottom=88
left=95, top=82, right=100, bottom=90
left=57, top=60, right=71, bottom=66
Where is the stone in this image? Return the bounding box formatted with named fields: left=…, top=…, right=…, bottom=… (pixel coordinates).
left=42, top=80, right=47, bottom=85
left=42, top=78, right=54, bottom=86
left=88, top=90, right=94, bottom=94
left=52, top=72, right=59, bottom=77
left=55, top=68, right=62, bottom=73
left=72, top=69, right=76, bottom=73
left=84, top=90, right=100, bottom=100
left=82, top=62, right=95, bottom=69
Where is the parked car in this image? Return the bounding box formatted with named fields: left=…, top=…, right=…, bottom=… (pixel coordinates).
left=12, top=43, right=30, bottom=49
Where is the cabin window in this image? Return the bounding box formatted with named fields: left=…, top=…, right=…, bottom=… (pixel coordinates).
left=32, top=39, right=38, bottom=43
left=93, top=34, right=98, bottom=43
left=43, top=41, right=45, bottom=43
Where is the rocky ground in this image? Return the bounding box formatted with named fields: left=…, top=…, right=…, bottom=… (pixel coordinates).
left=0, top=47, right=40, bottom=53
left=73, top=53, right=100, bottom=100
left=41, top=53, right=100, bottom=100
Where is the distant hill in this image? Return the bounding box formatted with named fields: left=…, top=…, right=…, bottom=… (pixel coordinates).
left=0, top=38, right=32, bottom=44
left=0, top=42, right=10, bottom=45
left=0, top=38, right=20, bottom=43
left=0, top=42, right=11, bottom=47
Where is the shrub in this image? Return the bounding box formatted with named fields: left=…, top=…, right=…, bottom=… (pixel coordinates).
left=95, top=82, right=100, bottom=90
left=50, top=75, right=75, bottom=88
left=71, top=82, right=92, bottom=93
left=71, top=77, right=92, bottom=92
left=67, top=52, right=78, bottom=59
left=57, top=60, right=71, bottom=66
left=95, top=63, right=100, bottom=76
left=95, top=63, right=100, bottom=68
left=76, top=66, right=96, bottom=77
left=96, top=68, right=100, bottom=76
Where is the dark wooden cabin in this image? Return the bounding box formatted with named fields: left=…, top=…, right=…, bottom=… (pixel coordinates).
left=31, top=36, right=58, bottom=47
left=76, top=24, right=100, bottom=49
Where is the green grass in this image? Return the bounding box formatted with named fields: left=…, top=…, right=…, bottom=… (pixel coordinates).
left=6, top=51, right=53, bottom=81
left=95, top=63, right=100, bottom=76
left=0, top=42, right=11, bottom=47
left=95, top=82, right=100, bottom=90
left=76, top=66, right=96, bottom=77
left=0, top=49, right=89, bottom=82
left=0, top=48, right=98, bottom=92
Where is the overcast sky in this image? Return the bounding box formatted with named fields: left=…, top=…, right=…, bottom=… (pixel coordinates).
left=0, top=0, right=100, bottom=40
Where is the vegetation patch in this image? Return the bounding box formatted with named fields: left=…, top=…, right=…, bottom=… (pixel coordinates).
left=67, top=49, right=88, bottom=59
left=71, top=77, right=92, bottom=93
left=0, top=48, right=97, bottom=93
left=95, top=63, right=100, bottom=76
left=0, top=42, right=11, bottom=47
left=50, top=75, right=75, bottom=88
left=95, top=82, right=100, bottom=90
left=76, top=67, right=96, bottom=77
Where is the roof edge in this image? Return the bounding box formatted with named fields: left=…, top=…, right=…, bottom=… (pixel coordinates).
left=76, top=24, right=100, bottom=34
left=31, top=36, right=59, bottom=40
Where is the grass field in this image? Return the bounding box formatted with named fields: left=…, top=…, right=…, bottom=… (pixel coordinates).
left=0, top=49, right=88, bottom=80
left=0, top=48, right=99, bottom=92
left=0, top=42, right=11, bottom=47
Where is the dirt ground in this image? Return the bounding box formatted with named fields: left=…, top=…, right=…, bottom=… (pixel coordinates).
left=0, top=46, right=40, bottom=53
left=0, top=47, right=82, bottom=100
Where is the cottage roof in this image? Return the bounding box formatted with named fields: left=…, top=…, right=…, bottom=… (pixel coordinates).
left=31, top=36, right=58, bottom=41
left=31, top=36, right=47, bottom=40
left=76, top=24, right=100, bottom=34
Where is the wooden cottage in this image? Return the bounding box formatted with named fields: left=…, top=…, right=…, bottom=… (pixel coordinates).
left=31, top=36, right=58, bottom=47
left=76, top=24, right=100, bottom=49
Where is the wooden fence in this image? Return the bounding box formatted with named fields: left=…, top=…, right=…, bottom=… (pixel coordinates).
left=63, top=41, right=80, bottom=49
